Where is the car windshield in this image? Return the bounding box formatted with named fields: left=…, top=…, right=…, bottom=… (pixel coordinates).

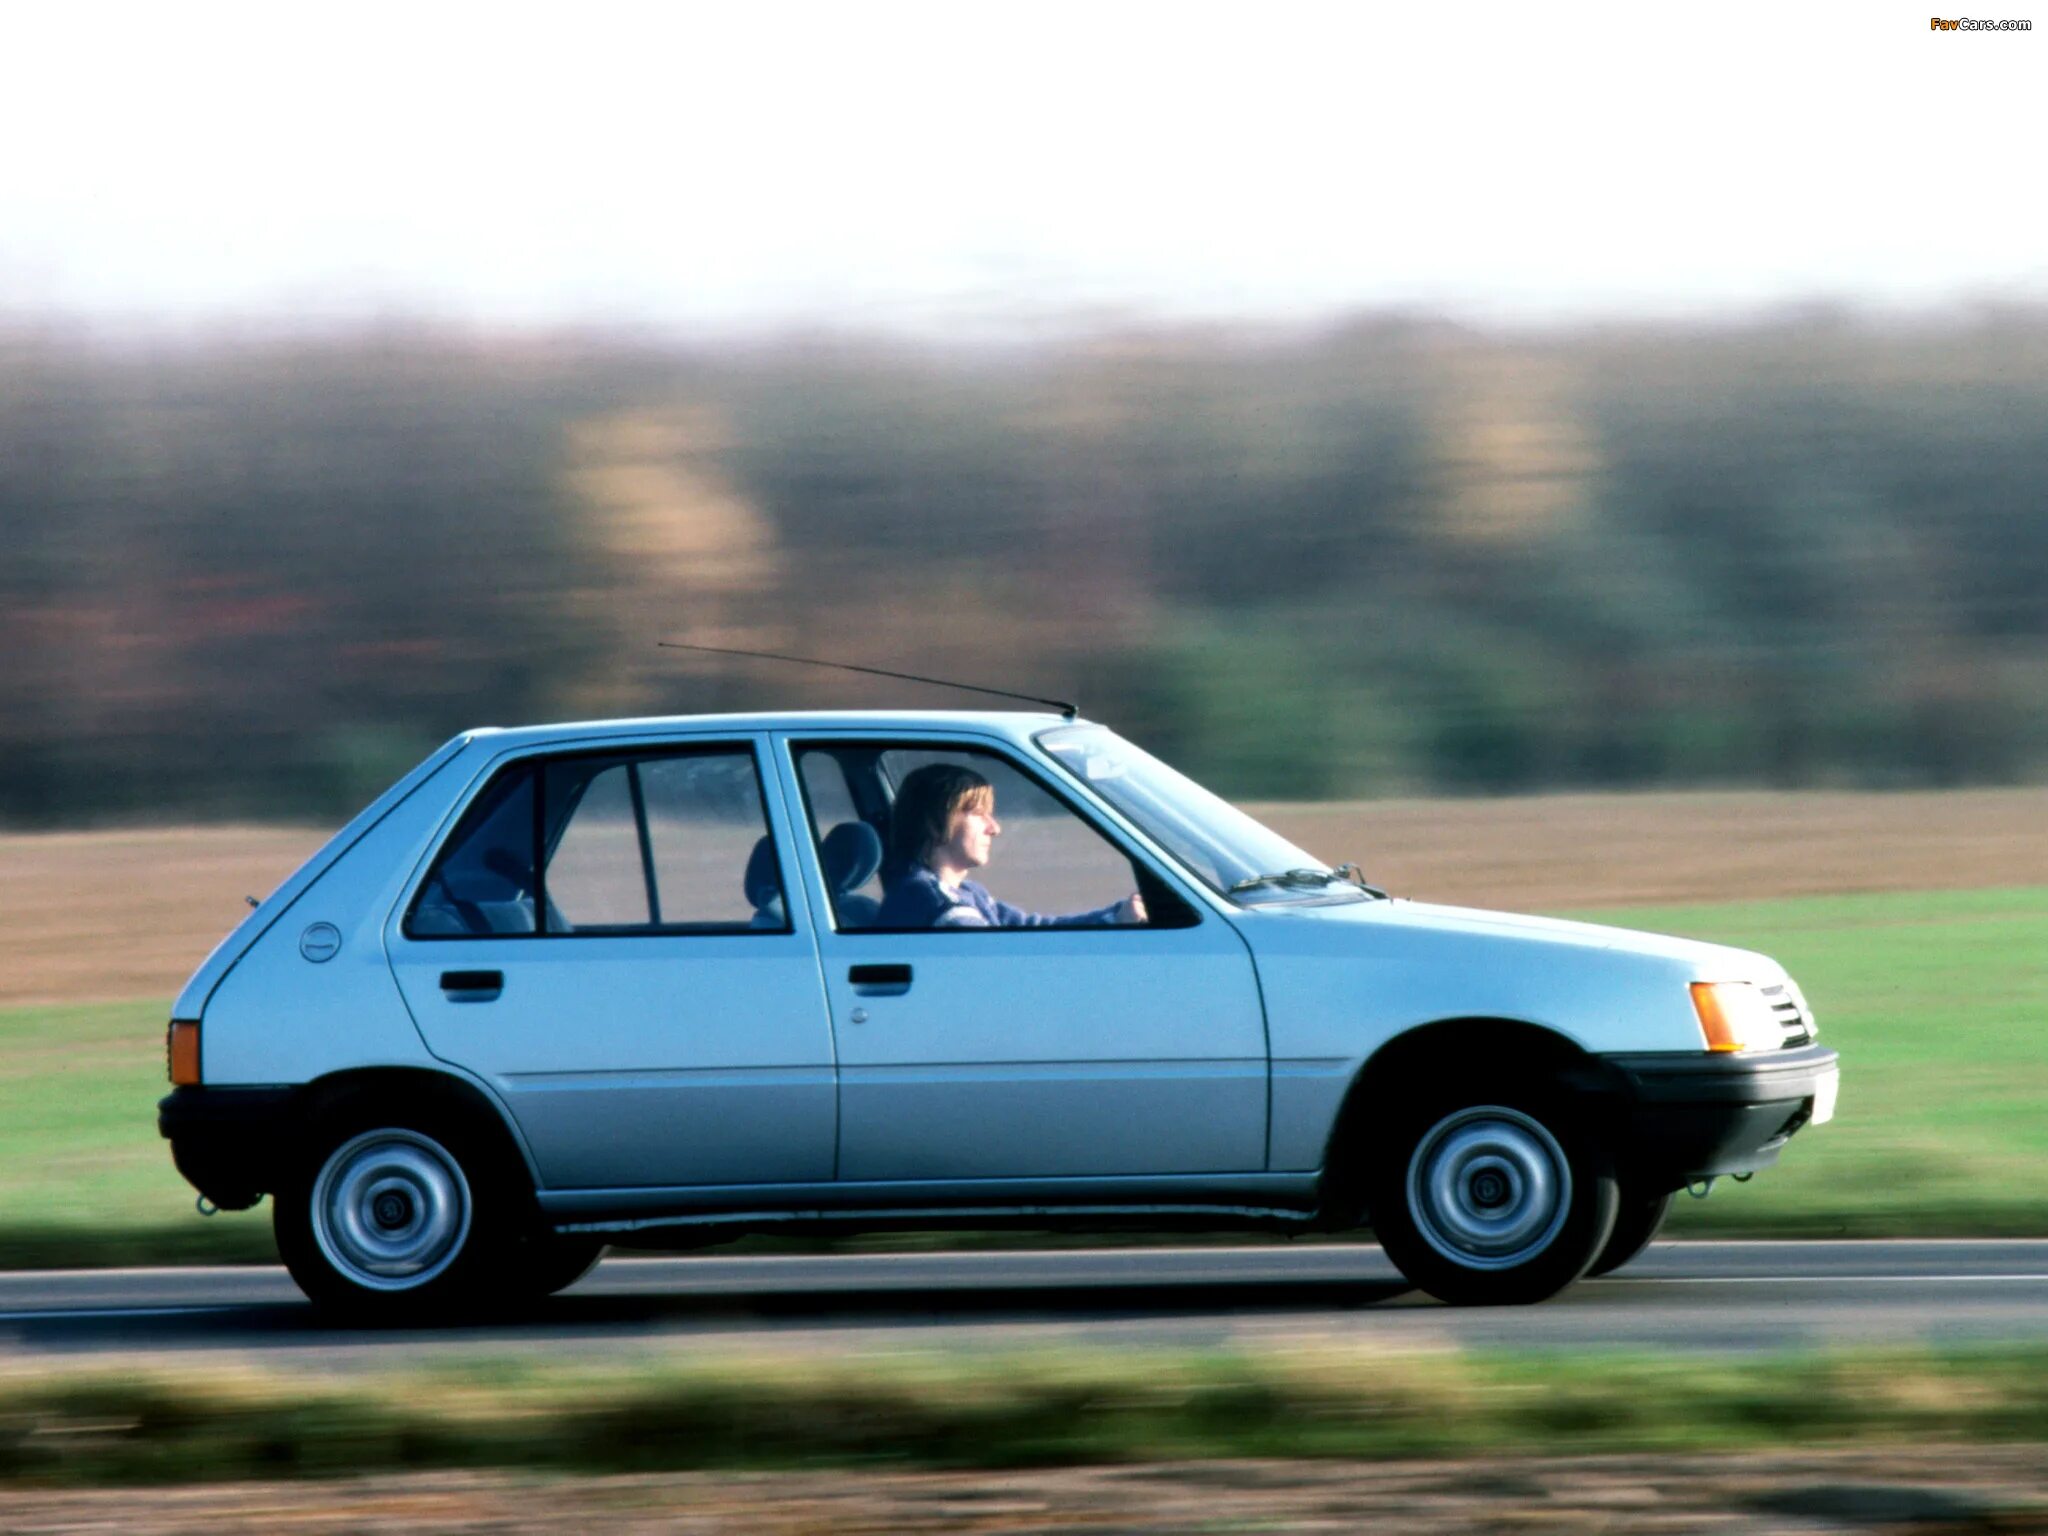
left=1038, top=725, right=1369, bottom=906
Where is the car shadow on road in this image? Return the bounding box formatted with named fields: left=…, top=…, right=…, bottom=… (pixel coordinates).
left=549, top=1275, right=1423, bottom=1327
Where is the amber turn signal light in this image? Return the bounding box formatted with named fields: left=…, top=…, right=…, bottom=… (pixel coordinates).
left=1690, top=981, right=1778, bottom=1053
left=168, top=1021, right=201, bottom=1085
left=1691, top=984, right=1744, bottom=1052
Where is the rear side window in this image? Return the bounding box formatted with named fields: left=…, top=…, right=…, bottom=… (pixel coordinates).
left=640, top=754, right=781, bottom=928
left=545, top=762, right=645, bottom=925
left=406, top=746, right=783, bottom=938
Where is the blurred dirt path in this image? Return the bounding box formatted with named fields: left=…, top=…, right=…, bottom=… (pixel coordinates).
left=1259, top=786, right=2048, bottom=909
left=6, top=787, right=2048, bottom=1006
left=0, top=825, right=322, bottom=1008
left=0, top=1448, right=2040, bottom=1533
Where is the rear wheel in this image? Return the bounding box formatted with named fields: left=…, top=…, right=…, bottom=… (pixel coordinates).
left=1369, top=1085, right=1618, bottom=1306
left=275, top=1111, right=508, bottom=1319
left=1588, top=1190, right=1672, bottom=1277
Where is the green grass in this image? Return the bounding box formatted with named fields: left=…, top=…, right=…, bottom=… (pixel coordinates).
left=1558, top=885, right=2048, bottom=1237
left=0, top=1000, right=277, bottom=1266
left=5, top=885, right=2046, bottom=1267
left=2, top=1345, right=2048, bottom=1483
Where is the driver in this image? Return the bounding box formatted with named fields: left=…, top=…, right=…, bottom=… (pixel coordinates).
left=877, top=763, right=1146, bottom=929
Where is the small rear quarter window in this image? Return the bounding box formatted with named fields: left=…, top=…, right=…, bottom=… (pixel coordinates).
left=407, top=765, right=538, bottom=937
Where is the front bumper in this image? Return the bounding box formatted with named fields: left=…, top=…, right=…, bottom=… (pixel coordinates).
left=1602, top=1044, right=1839, bottom=1187
left=158, top=1086, right=298, bottom=1210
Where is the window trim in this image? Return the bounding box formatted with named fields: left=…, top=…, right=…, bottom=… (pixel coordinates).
left=401, top=739, right=792, bottom=940
left=784, top=735, right=1204, bottom=936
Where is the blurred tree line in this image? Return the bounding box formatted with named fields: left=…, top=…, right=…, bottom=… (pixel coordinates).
left=2, top=308, right=2045, bottom=825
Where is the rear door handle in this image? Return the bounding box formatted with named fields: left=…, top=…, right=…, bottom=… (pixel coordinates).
left=848, top=963, right=912, bottom=995
left=440, top=969, right=503, bottom=1001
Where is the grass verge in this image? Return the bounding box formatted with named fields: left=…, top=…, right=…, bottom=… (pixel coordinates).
left=1569, top=886, right=2048, bottom=1239
left=5, top=885, right=2045, bottom=1267
left=1, top=1345, right=2046, bottom=1484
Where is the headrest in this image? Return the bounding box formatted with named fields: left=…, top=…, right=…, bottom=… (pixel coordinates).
left=819, top=820, right=883, bottom=895
left=742, top=835, right=781, bottom=910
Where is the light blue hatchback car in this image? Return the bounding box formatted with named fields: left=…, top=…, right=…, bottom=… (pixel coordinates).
left=160, top=711, right=1839, bottom=1314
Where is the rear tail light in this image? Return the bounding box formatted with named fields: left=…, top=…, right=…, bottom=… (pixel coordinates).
left=167, top=1021, right=201, bottom=1086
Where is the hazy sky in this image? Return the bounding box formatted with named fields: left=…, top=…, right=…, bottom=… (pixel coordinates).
left=4, top=1, right=2040, bottom=334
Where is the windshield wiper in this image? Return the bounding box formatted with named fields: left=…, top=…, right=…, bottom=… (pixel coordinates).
left=1330, top=862, right=1390, bottom=898
left=1228, top=865, right=1389, bottom=899
left=1226, top=867, right=1331, bottom=891
left=1225, top=867, right=1353, bottom=894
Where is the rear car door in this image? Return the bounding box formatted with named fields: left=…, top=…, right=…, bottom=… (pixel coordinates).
left=386, top=737, right=836, bottom=1190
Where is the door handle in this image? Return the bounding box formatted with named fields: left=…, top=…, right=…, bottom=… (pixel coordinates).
left=440, top=969, right=503, bottom=1001
left=848, top=963, right=912, bottom=996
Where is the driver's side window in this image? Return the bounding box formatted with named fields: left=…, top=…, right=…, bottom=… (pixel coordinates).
left=794, top=742, right=1195, bottom=932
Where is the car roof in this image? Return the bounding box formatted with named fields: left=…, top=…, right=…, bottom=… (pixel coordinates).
left=456, top=709, right=1093, bottom=755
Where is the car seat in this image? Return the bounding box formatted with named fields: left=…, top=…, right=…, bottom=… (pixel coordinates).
left=819, top=821, right=884, bottom=928
left=742, top=836, right=784, bottom=929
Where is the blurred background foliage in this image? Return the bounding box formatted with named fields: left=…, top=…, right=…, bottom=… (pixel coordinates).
left=4, top=307, right=2046, bottom=826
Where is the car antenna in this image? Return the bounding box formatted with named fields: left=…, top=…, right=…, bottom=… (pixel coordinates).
left=657, top=640, right=1080, bottom=719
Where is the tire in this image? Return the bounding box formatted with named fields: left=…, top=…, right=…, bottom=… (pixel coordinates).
left=1367, top=1084, right=1619, bottom=1306
left=507, top=1235, right=606, bottom=1299
left=1587, top=1190, right=1672, bottom=1278
left=275, top=1109, right=511, bottom=1320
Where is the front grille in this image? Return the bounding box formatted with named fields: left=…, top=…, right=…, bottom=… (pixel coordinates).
left=1760, top=983, right=1814, bottom=1047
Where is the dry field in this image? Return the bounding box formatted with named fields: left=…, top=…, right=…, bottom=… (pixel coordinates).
left=5, top=787, right=2047, bottom=1007
left=0, top=1448, right=2040, bottom=1533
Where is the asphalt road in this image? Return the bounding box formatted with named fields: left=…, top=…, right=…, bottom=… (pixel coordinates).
left=2, top=1240, right=2045, bottom=1366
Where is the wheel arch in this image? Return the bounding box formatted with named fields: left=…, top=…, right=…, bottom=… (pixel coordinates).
left=1318, top=1016, right=1628, bottom=1226
left=289, top=1066, right=541, bottom=1213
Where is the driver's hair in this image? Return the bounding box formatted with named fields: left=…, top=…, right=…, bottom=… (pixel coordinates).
left=886, top=762, right=994, bottom=879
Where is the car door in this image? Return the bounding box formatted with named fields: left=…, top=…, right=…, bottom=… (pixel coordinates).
left=386, top=737, right=837, bottom=1191
left=776, top=732, right=1269, bottom=1184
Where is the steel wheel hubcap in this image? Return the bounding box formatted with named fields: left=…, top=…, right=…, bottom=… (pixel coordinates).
left=1406, top=1106, right=1571, bottom=1271
left=310, top=1129, right=471, bottom=1291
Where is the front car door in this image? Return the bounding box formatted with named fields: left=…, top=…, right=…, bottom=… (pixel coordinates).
left=386, top=736, right=836, bottom=1190
left=775, top=731, right=1269, bottom=1185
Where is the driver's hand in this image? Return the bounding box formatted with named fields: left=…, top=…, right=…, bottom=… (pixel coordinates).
left=1119, top=892, right=1148, bottom=925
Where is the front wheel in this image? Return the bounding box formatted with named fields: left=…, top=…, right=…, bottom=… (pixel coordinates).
left=1368, top=1090, right=1618, bottom=1306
